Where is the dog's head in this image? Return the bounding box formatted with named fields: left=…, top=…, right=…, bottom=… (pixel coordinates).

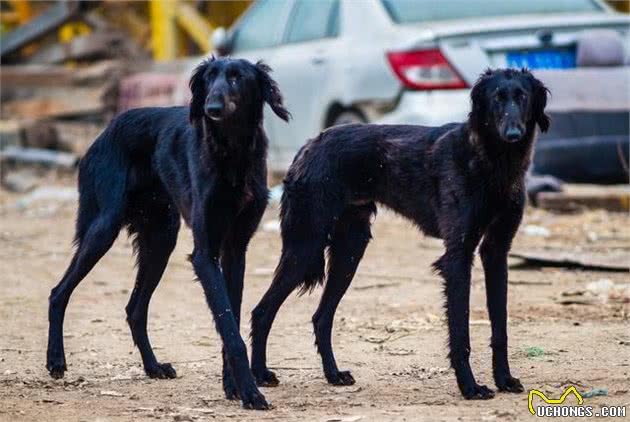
left=189, top=57, right=290, bottom=125
left=469, top=68, right=550, bottom=144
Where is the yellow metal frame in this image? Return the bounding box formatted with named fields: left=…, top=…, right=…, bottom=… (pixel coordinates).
left=150, top=0, right=216, bottom=61
left=150, top=0, right=178, bottom=61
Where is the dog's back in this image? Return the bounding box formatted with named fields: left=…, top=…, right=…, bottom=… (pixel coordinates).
left=281, top=122, right=459, bottom=240
left=74, top=107, right=189, bottom=241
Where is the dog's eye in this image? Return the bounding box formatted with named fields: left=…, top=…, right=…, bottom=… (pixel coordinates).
left=228, top=76, right=239, bottom=86
left=207, top=68, right=218, bottom=79
left=514, top=90, right=527, bottom=101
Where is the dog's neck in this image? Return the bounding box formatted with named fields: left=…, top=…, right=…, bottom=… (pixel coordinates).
left=468, top=124, right=536, bottom=191
left=194, top=117, right=266, bottom=183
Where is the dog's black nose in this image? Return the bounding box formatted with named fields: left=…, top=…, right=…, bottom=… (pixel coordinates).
left=505, top=127, right=522, bottom=142
left=205, top=102, right=224, bottom=118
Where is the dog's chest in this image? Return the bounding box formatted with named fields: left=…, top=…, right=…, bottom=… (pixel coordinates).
left=215, top=179, right=260, bottom=214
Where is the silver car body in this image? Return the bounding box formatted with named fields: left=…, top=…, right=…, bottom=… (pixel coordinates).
left=207, top=0, right=629, bottom=172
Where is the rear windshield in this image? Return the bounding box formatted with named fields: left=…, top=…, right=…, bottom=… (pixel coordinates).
left=382, top=0, right=604, bottom=24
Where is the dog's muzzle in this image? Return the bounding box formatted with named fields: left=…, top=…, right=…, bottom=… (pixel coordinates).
left=205, top=101, right=224, bottom=120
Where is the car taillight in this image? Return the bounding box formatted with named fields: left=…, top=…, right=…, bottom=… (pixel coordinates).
left=386, top=49, right=467, bottom=90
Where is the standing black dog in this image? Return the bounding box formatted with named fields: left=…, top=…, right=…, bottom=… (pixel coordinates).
left=250, top=68, right=549, bottom=399
left=46, top=57, right=289, bottom=409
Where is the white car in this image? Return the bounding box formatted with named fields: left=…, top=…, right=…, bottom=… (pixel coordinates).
left=211, top=0, right=629, bottom=178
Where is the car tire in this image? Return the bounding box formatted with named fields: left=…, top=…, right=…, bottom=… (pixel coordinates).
left=330, top=109, right=366, bottom=127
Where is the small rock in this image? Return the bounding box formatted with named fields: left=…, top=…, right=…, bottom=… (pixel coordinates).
left=582, top=388, right=607, bottom=398
left=2, top=171, right=39, bottom=193
left=262, top=219, right=280, bottom=233
left=100, top=390, right=123, bottom=397
left=523, top=224, right=550, bottom=237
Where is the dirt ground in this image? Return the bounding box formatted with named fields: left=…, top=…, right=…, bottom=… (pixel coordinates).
left=0, top=180, right=628, bottom=422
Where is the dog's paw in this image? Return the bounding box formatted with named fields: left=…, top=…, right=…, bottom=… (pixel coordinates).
left=223, top=375, right=240, bottom=400
left=496, top=375, right=524, bottom=393
left=253, top=368, right=279, bottom=387
left=47, top=361, right=67, bottom=379
left=145, top=362, right=177, bottom=379
left=241, top=387, right=270, bottom=410
left=462, top=383, right=495, bottom=400
left=326, top=370, right=356, bottom=386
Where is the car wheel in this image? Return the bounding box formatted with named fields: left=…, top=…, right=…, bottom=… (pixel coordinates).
left=330, top=109, right=366, bottom=127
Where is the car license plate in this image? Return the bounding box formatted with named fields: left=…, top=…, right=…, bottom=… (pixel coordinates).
left=506, top=49, right=576, bottom=70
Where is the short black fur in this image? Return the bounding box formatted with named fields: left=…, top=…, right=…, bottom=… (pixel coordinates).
left=250, top=68, right=549, bottom=399
left=46, top=57, right=289, bottom=410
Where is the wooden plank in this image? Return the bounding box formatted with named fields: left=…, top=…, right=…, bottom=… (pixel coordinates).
left=538, top=185, right=630, bottom=212
left=1, top=86, right=107, bottom=119
left=0, top=66, right=75, bottom=87
left=1, top=146, right=77, bottom=169
left=26, top=32, right=129, bottom=65
left=0, top=61, right=124, bottom=87
left=510, top=248, right=629, bottom=272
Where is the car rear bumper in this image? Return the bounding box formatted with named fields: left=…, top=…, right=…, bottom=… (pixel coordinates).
left=377, top=89, right=470, bottom=126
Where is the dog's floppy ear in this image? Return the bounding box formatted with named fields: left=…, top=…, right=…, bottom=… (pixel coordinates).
left=524, top=69, right=551, bottom=133
left=189, top=58, right=212, bottom=124
left=468, top=69, right=493, bottom=133
left=256, top=61, right=291, bottom=122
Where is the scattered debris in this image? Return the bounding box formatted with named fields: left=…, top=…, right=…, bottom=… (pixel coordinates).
left=586, top=279, right=630, bottom=304
left=526, top=347, right=545, bottom=358
left=2, top=170, right=39, bottom=193
left=523, top=224, right=551, bottom=237
left=508, top=279, right=552, bottom=286
left=326, top=416, right=363, bottom=422
left=387, top=349, right=415, bottom=356
left=582, top=388, right=608, bottom=398
left=12, top=186, right=78, bottom=209
left=559, top=279, right=630, bottom=305
left=40, top=398, right=63, bottom=405
left=100, top=390, right=123, bottom=397
left=262, top=219, right=281, bottom=233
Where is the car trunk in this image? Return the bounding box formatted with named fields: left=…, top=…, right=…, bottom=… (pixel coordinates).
left=402, top=13, right=629, bottom=84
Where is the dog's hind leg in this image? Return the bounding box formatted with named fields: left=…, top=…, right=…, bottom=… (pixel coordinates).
left=250, top=233, right=328, bottom=387
left=47, top=208, right=123, bottom=378
left=126, top=204, right=180, bottom=379
left=313, top=203, right=374, bottom=386
left=250, top=247, right=317, bottom=386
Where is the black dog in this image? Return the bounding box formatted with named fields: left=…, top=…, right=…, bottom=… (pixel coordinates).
left=46, top=57, right=289, bottom=409
left=250, top=68, right=549, bottom=399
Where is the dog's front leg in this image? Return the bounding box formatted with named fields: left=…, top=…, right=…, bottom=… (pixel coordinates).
left=219, top=201, right=265, bottom=401
left=434, top=228, right=492, bottom=400
left=480, top=201, right=524, bottom=394
left=190, top=206, right=268, bottom=410
left=219, top=244, right=246, bottom=401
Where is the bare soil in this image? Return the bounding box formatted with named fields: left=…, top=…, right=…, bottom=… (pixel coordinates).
left=1, top=182, right=628, bottom=421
